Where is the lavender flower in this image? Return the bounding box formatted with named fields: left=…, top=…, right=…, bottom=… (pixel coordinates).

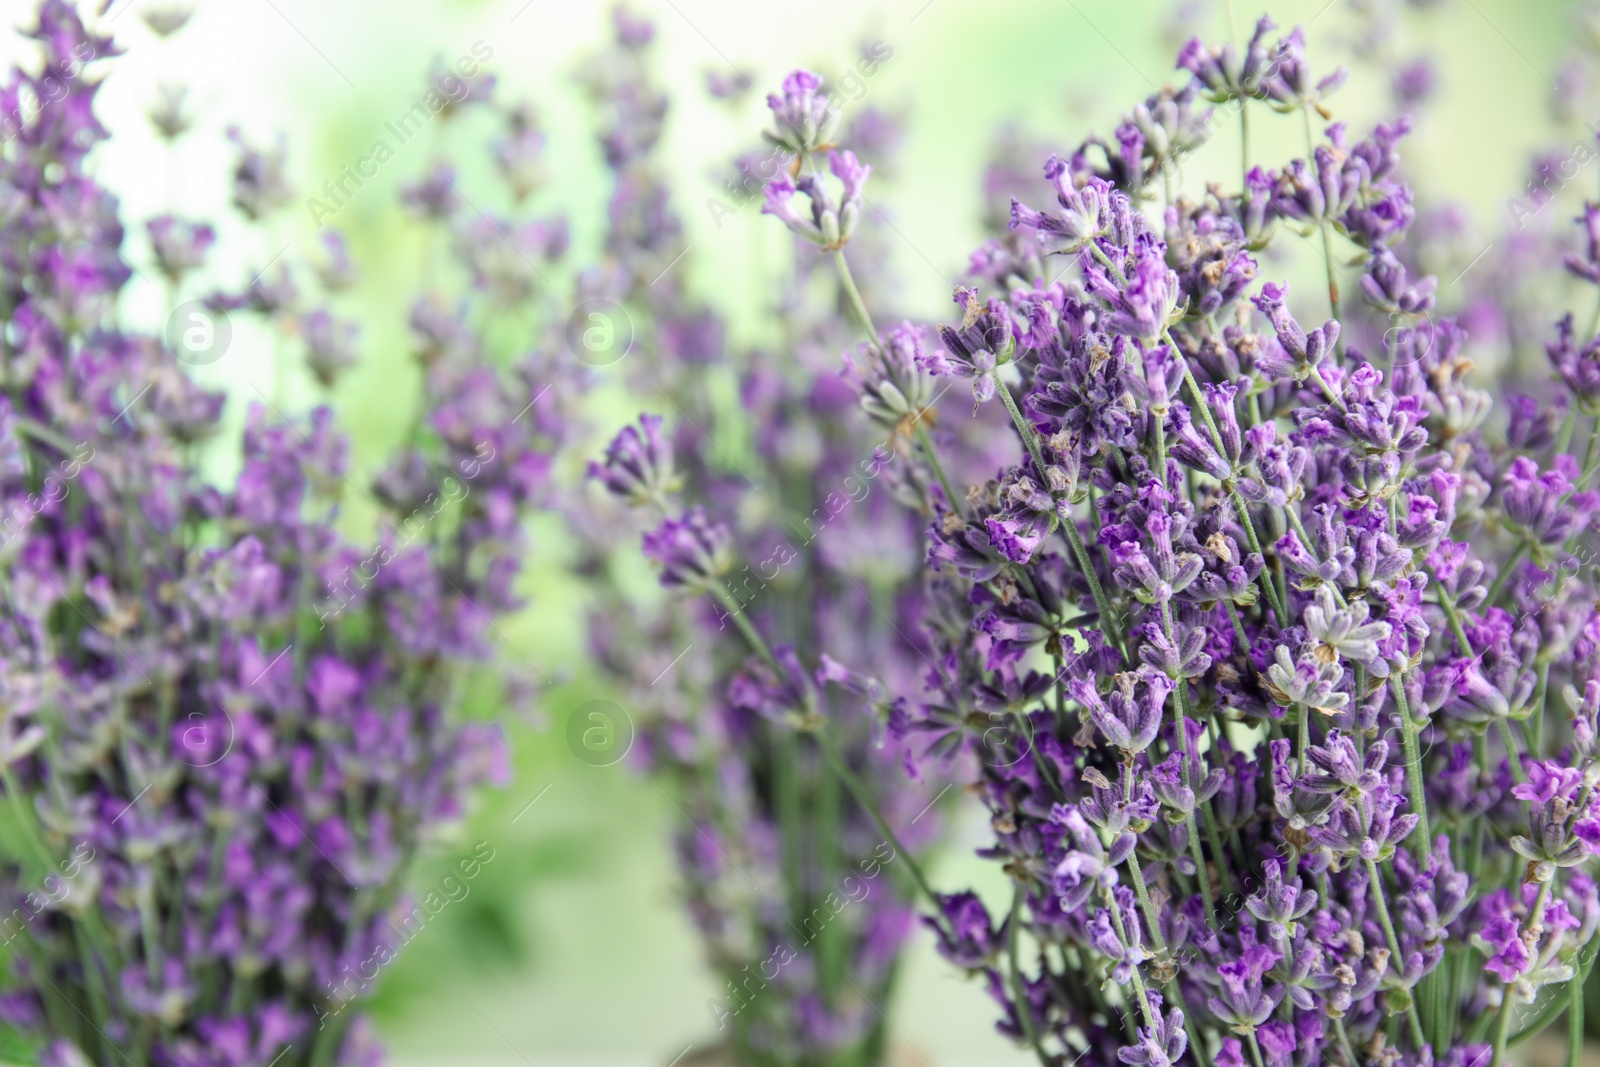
left=146, top=214, right=214, bottom=284
left=762, top=149, right=870, bottom=249
left=590, top=413, right=680, bottom=506
left=582, top=32, right=947, bottom=1067
left=726, top=14, right=1600, bottom=1067
left=0, top=7, right=553, bottom=1063
left=763, top=69, right=836, bottom=155
left=642, top=507, right=735, bottom=591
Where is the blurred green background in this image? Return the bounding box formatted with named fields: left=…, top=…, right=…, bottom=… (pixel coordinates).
left=13, top=0, right=1590, bottom=1061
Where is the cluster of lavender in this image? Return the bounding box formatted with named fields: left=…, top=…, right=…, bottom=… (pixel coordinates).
left=582, top=12, right=951, bottom=1064
left=747, top=13, right=1600, bottom=1067
left=0, top=3, right=560, bottom=1064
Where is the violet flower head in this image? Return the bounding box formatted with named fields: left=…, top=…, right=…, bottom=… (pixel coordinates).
left=761, top=150, right=869, bottom=249
left=1052, top=804, right=1133, bottom=909
left=1083, top=230, right=1180, bottom=341
left=1502, top=455, right=1597, bottom=548
left=1119, top=995, right=1188, bottom=1067
left=590, top=413, right=680, bottom=507
left=1250, top=281, right=1340, bottom=381
left=1207, top=944, right=1283, bottom=1034
left=932, top=287, right=1017, bottom=402
left=1244, top=859, right=1316, bottom=945
left=146, top=214, right=214, bottom=284
left=1548, top=312, right=1600, bottom=411
left=299, top=308, right=360, bottom=387
left=763, top=68, right=836, bottom=155
left=1360, top=242, right=1435, bottom=315
left=1011, top=160, right=1110, bottom=254
left=1074, top=668, right=1173, bottom=755
left=401, top=162, right=461, bottom=220
left=843, top=321, right=940, bottom=428
left=642, top=507, right=734, bottom=591
left=1178, top=15, right=1276, bottom=100
left=226, top=126, right=293, bottom=220
left=1565, top=203, right=1600, bottom=286
left=927, top=891, right=1000, bottom=970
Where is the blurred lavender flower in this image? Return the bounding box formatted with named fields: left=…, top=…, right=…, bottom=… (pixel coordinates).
left=0, top=7, right=559, bottom=1064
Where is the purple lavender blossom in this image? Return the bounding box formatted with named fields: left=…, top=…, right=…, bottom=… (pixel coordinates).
left=763, top=69, right=836, bottom=156
left=0, top=7, right=551, bottom=1062
left=583, top=23, right=947, bottom=1067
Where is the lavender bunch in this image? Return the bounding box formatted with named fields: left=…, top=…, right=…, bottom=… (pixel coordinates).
left=0, top=4, right=559, bottom=1064
left=750, top=16, right=1600, bottom=1067
left=580, top=14, right=949, bottom=1065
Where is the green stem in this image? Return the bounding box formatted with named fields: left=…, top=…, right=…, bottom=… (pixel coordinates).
left=72, top=926, right=112, bottom=1064
left=2, top=767, right=53, bottom=874
left=1152, top=395, right=1169, bottom=486
left=1489, top=979, right=1518, bottom=1067
left=712, top=583, right=778, bottom=670
left=1391, top=676, right=1432, bottom=858
left=1530, top=660, right=1551, bottom=754
left=1586, top=415, right=1600, bottom=487
left=1334, top=1019, right=1359, bottom=1067
left=1296, top=703, right=1310, bottom=775
left=310, top=1012, right=353, bottom=1067
left=1166, top=333, right=1286, bottom=624
left=1105, top=890, right=1159, bottom=1033
left=1498, top=719, right=1528, bottom=785
left=1224, top=600, right=1250, bottom=653
left=1509, top=933, right=1600, bottom=1045
left=1239, top=102, right=1252, bottom=199
left=1008, top=887, right=1051, bottom=1067
left=775, top=729, right=805, bottom=947
left=1301, top=106, right=1341, bottom=330
left=997, top=376, right=1049, bottom=488
left=813, top=732, right=951, bottom=940
left=1060, top=505, right=1121, bottom=648
left=1557, top=406, right=1579, bottom=456
left=1485, top=541, right=1529, bottom=607
left=1088, top=242, right=1126, bottom=284
left=1245, top=1032, right=1268, bottom=1067
left=1431, top=572, right=1474, bottom=656
left=1567, top=969, right=1583, bottom=1067
left=914, top=419, right=962, bottom=516
left=998, top=378, right=1122, bottom=648
left=1127, top=848, right=1167, bottom=954
left=833, top=248, right=881, bottom=347
left=1306, top=364, right=1347, bottom=411
left=1200, top=801, right=1235, bottom=898
left=1364, top=858, right=1428, bottom=1050
left=1169, top=674, right=1219, bottom=929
